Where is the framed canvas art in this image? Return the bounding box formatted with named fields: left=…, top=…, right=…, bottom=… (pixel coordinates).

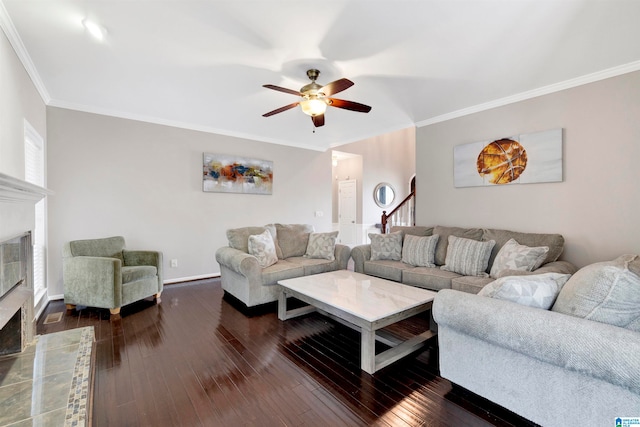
left=203, top=153, right=273, bottom=194
left=454, top=128, right=563, bottom=188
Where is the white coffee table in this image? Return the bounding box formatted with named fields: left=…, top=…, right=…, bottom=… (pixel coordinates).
left=278, top=270, right=437, bottom=374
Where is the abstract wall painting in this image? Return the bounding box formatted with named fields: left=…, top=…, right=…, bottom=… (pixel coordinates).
left=454, top=128, right=563, bottom=188
left=203, top=153, right=273, bottom=194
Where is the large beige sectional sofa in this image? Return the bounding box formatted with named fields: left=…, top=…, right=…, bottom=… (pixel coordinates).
left=215, top=224, right=351, bottom=308
left=351, top=225, right=577, bottom=294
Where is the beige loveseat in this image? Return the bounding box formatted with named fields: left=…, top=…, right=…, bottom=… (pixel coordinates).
left=216, top=224, right=351, bottom=308
left=351, top=225, right=577, bottom=294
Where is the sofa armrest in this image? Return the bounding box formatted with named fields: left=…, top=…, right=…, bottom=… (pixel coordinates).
left=351, top=244, right=371, bottom=273
left=63, top=256, right=122, bottom=307
left=433, top=289, right=640, bottom=394
left=496, top=260, right=578, bottom=278
left=123, top=250, right=164, bottom=290
left=334, top=244, right=351, bottom=270
left=215, top=246, right=261, bottom=277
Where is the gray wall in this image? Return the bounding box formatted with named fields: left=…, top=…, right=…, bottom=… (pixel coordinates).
left=332, top=127, right=416, bottom=226
left=416, top=70, right=640, bottom=268
left=0, top=30, right=46, bottom=180
left=46, top=107, right=333, bottom=296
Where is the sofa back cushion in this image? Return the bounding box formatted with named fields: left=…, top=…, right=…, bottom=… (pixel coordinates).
left=552, top=254, right=640, bottom=330
left=390, top=226, right=434, bottom=240
left=275, top=224, right=314, bottom=259
left=69, top=236, right=125, bottom=263
left=227, top=226, right=267, bottom=253
left=433, top=226, right=483, bottom=266
left=483, top=228, right=564, bottom=270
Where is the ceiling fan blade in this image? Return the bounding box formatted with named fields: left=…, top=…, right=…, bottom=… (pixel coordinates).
left=320, top=78, right=354, bottom=96
left=262, top=102, right=300, bottom=117
left=263, top=84, right=301, bottom=96
left=327, top=98, right=372, bottom=113
left=312, top=114, right=325, bottom=127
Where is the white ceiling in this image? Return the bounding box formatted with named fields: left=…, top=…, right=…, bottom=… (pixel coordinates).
left=2, top=1, right=640, bottom=151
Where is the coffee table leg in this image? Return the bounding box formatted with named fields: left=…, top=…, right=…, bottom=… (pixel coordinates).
left=278, top=290, right=287, bottom=320
left=361, top=326, right=376, bottom=374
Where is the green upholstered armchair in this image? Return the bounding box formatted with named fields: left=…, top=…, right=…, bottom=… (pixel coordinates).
left=63, top=236, right=163, bottom=316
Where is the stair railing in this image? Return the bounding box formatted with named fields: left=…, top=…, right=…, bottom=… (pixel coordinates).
left=381, top=190, right=415, bottom=233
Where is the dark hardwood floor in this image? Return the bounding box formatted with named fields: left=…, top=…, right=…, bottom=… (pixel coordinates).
left=37, top=279, right=538, bottom=427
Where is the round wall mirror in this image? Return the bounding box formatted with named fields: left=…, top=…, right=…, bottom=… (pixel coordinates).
left=374, top=182, right=396, bottom=208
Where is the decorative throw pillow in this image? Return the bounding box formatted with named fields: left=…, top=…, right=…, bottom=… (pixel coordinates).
left=247, top=230, right=278, bottom=268
left=552, top=254, right=640, bottom=329
left=369, top=232, right=403, bottom=261
left=489, top=238, right=549, bottom=278
left=441, top=236, right=495, bottom=277
left=401, top=234, right=439, bottom=267
left=304, top=231, right=338, bottom=260
left=478, top=272, right=571, bottom=309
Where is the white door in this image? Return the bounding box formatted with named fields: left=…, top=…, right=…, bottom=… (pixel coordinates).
left=338, top=180, right=357, bottom=245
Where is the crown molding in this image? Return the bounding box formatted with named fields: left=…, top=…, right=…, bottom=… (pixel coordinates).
left=0, top=1, right=50, bottom=103
left=416, top=60, right=640, bottom=128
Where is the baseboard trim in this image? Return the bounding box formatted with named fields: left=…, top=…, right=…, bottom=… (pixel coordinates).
left=164, top=273, right=220, bottom=284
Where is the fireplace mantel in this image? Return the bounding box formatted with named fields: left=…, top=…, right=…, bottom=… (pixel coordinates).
left=0, top=172, right=52, bottom=203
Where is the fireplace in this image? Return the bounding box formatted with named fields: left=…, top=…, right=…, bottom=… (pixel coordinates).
left=0, top=172, right=49, bottom=355
left=0, top=233, right=34, bottom=355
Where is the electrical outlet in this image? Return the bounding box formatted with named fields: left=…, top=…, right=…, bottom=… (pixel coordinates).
left=170, top=259, right=178, bottom=268
left=315, top=211, right=323, bottom=217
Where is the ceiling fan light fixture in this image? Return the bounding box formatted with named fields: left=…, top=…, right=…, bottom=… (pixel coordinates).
left=300, top=96, right=327, bottom=117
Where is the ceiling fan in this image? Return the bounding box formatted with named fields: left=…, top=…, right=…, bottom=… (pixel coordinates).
left=262, top=69, right=372, bottom=128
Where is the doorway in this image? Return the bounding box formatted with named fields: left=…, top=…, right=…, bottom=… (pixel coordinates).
left=338, top=179, right=357, bottom=245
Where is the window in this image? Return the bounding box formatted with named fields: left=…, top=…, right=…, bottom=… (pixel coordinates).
left=24, top=120, right=46, bottom=304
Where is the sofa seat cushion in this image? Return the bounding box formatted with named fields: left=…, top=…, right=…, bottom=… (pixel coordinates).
left=287, top=256, right=338, bottom=276
left=451, top=275, right=494, bottom=294
left=403, top=267, right=461, bottom=291
left=122, top=265, right=157, bottom=283
left=260, top=260, right=305, bottom=285
left=364, top=260, right=414, bottom=282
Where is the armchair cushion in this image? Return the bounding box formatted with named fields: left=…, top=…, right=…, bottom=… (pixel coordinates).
left=69, top=235, right=125, bottom=264
left=122, top=265, right=158, bottom=283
